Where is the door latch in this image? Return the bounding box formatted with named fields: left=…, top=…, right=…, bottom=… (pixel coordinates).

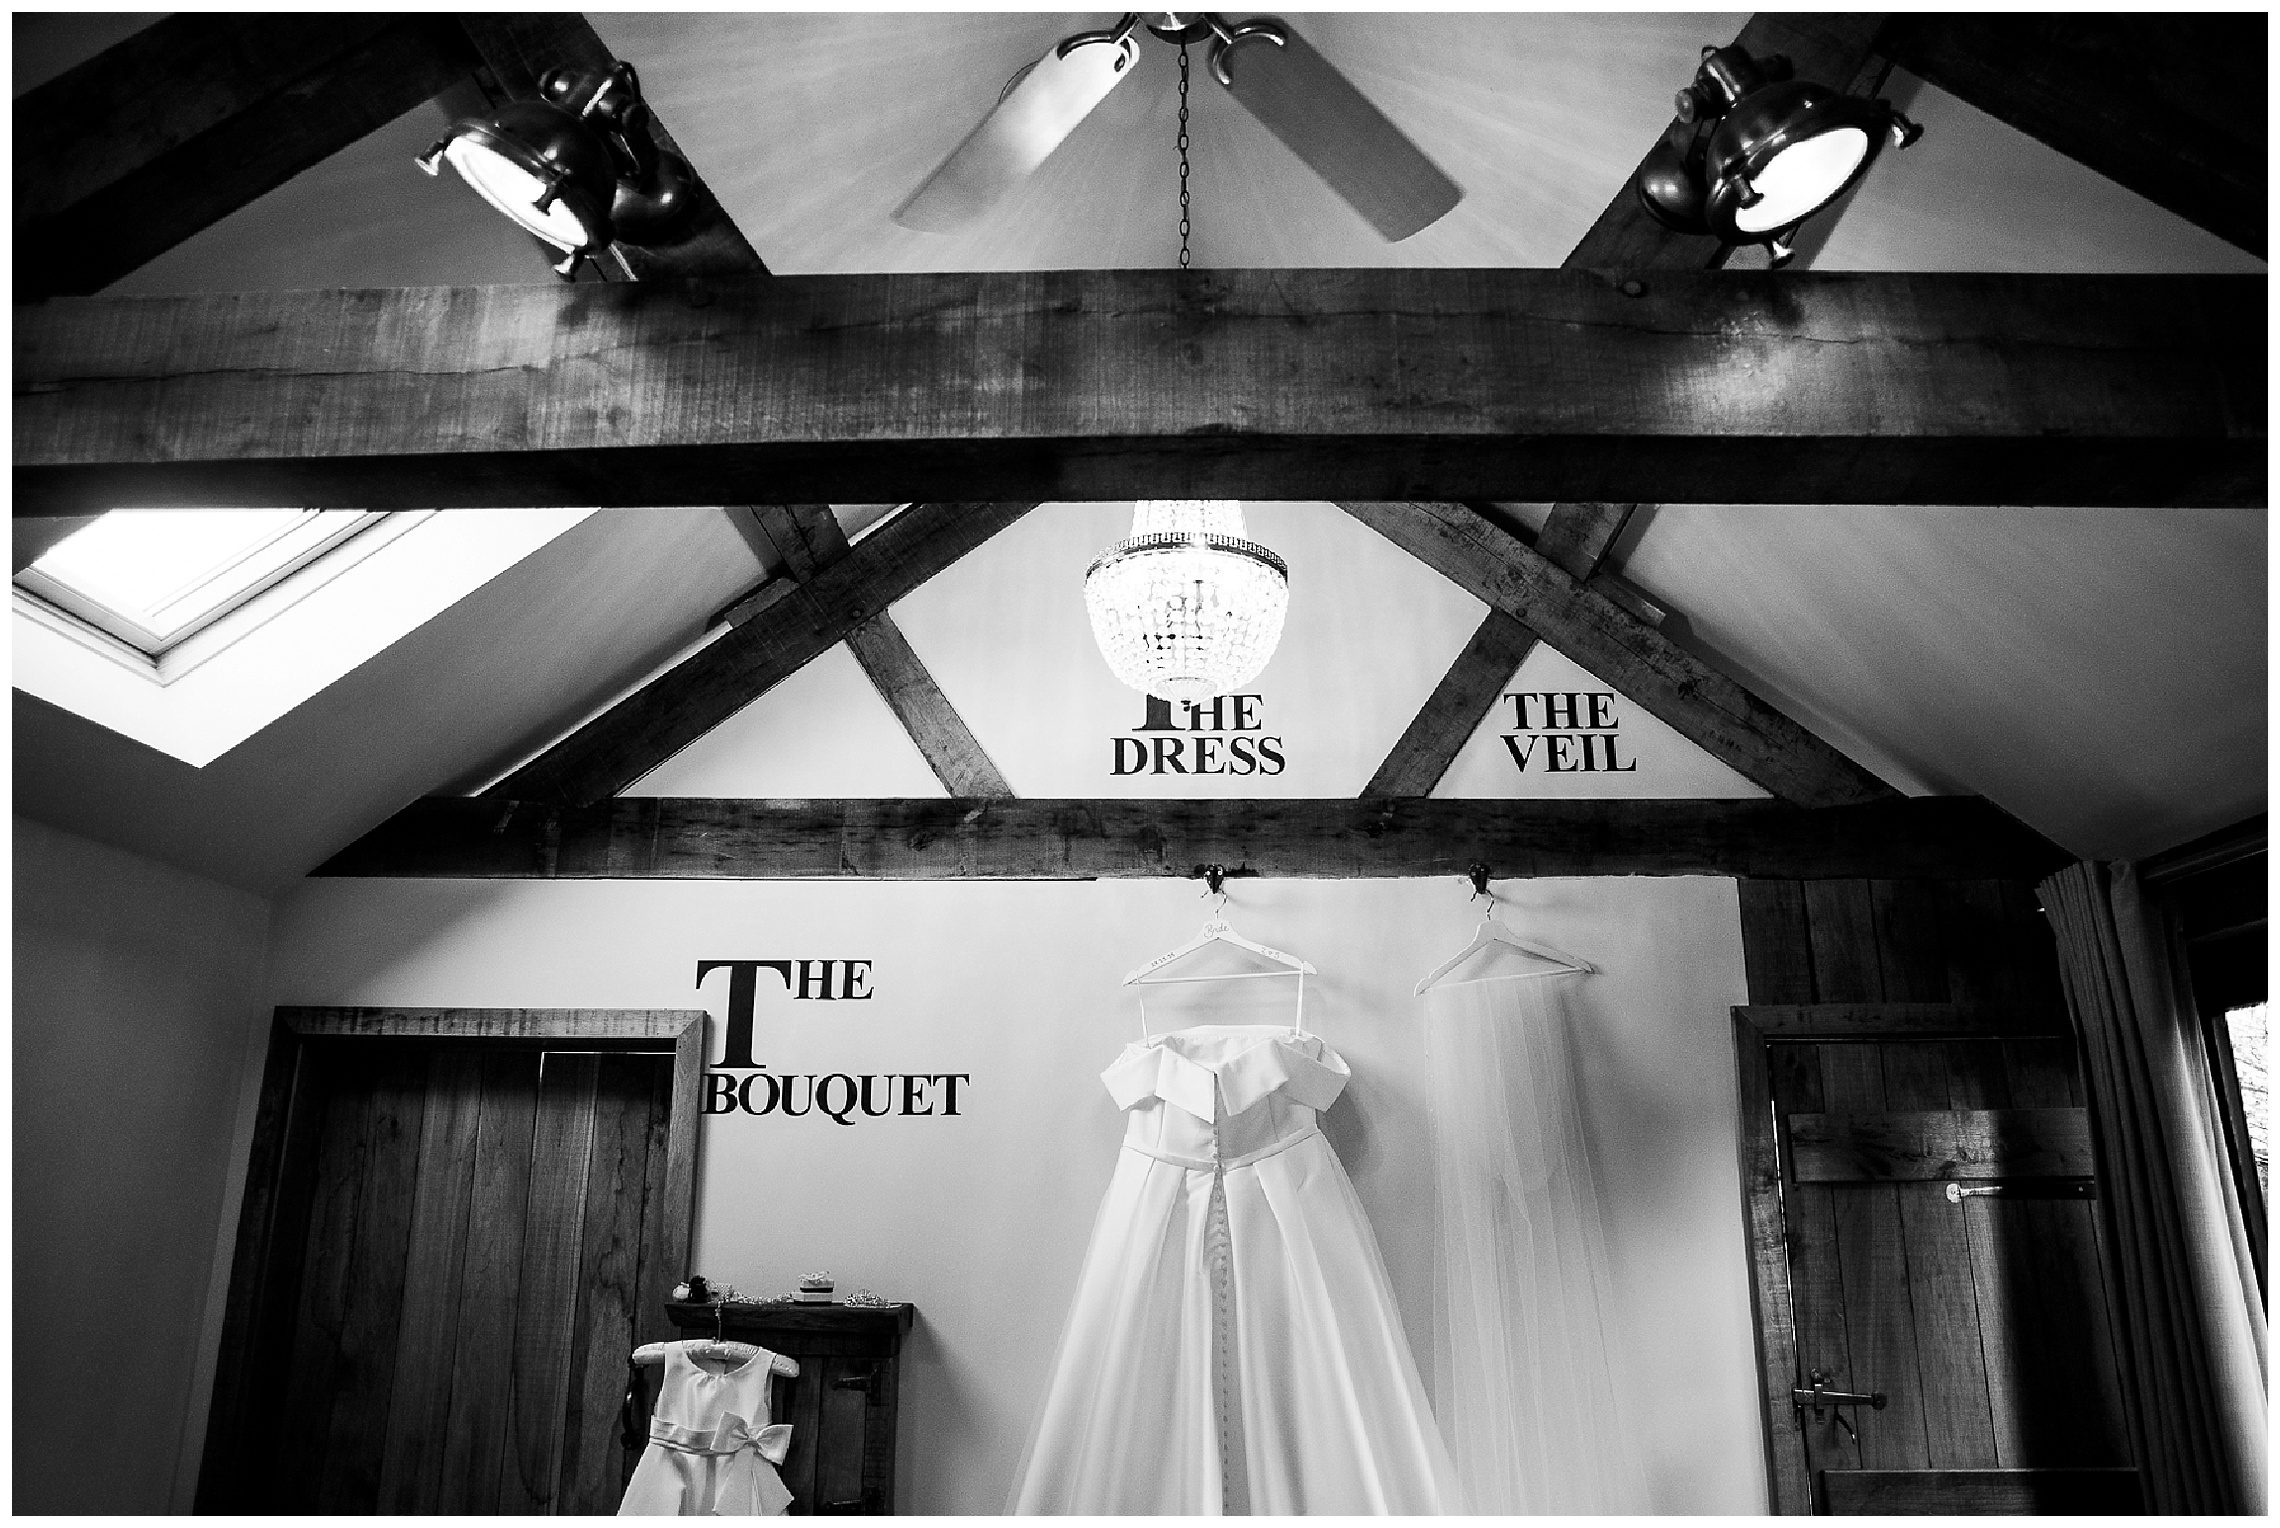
left=1946, top=1181, right=2097, bottom=1203
left=831, top=1361, right=881, bottom=1396
left=1791, top=1369, right=1886, bottom=1418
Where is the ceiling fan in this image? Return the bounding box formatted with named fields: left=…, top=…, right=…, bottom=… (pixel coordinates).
left=892, top=12, right=1462, bottom=243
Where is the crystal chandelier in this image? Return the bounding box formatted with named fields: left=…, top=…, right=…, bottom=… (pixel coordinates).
left=1083, top=500, right=1289, bottom=704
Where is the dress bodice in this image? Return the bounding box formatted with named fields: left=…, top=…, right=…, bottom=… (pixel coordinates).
left=1100, top=1025, right=1350, bottom=1168
left=656, top=1342, right=777, bottom=1429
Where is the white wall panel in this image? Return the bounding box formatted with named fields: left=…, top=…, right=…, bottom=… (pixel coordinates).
left=271, top=873, right=1761, bottom=1514
left=13, top=818, right=275, bottom=1512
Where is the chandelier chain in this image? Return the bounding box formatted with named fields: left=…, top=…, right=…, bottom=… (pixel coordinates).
left=1175, top=42, right=1192, bottom=268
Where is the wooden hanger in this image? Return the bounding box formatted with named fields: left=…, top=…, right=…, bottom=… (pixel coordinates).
left=1414, top=866, right=1594, bottom=994
left=631, top=1338, right=800, bottom=1378
left=1125, top=866, right=1315, bottom=1035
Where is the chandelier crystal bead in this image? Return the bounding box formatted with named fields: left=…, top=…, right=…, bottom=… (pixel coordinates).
left=1083, top=500, right=1289, bottom=705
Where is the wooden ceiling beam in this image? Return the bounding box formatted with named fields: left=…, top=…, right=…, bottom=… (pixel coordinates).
left=1360, top=612, right=1541, bottom=798
left=1361, top=501, right=1633, bottom=798
left=13, top=14, right=483, bottom=300
left=733, top=503, right=1013, bottom=798
left=16, top=270, right=2261, bottom=513
left=314, top=795, right=2070, bottom=883
left=492, top=502, right=1034, bottom=806
left=844, top=616, right=1014, bottom=799
left=11, top=12, right=764, bottom=303
left=1365, top=14, right=1902, bottom=801
left=442, top=17, right=807, bottom=809
left=1880, top=14, right=2266, bottom=259
left=1533, top=502, right=1638, bottom=584
left=1342, top=501, right=1894, bottom=810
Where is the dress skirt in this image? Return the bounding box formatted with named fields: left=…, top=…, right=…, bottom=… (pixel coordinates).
left=1007, top=1026, right=1462, bottom=1515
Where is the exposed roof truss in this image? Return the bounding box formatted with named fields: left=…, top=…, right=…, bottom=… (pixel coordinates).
left=496, top=503, right=1035, bottom=805
left=16, top=10, right=2260, bottom=878
left=724, top=504, right=1013, bottom=799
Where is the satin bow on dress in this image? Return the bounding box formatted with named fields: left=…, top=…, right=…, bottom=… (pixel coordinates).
left=645, top=1416, right=795, bottom=1516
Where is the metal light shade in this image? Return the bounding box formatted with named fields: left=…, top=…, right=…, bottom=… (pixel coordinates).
left=1636, top=44, right=1919, bottom=263
left=1701, top=80, right=1890, bottom=239
left=419, top=61, right=697, bottom=278
left=425, top=100, right=620, bottom=266
left=1084, top=501, right=1289, bottom=705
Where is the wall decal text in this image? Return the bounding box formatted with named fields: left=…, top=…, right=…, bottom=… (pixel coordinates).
left=697, top=958, right=968, bottom=1123
left=1112, top=694, right=1285, bottom=777
left=1500, top=690, right=1638, bottom=773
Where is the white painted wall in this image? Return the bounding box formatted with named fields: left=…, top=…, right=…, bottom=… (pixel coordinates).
left=269, top=872, right=1764, bottom=1514
left=12, top=817, right=275, bottom=1513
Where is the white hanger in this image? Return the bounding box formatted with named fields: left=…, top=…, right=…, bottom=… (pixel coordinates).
left=631, top=1338, right=800, bottom=1378
left=1125, top=868, right=1315, bottom=1036
left=1414, top=869, right=1594, bottom=994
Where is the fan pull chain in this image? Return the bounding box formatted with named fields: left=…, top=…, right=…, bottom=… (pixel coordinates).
left=1175, top=41, right=1192, bottom=268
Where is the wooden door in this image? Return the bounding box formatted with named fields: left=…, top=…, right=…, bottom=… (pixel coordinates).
left=198, top=1008, right=705, bottom=1515
left=1732, top=880, right=2142, bottom=1515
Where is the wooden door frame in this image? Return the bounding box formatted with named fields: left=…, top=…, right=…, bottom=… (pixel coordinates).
left=1729, top=1000, right=2075, bottom=1515
left=195, top=1005, right=707, bottom=1512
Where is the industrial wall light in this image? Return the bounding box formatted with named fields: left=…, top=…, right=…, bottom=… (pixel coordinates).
left=418, top=61, right=696, bottom=278
left=1635, top=44, right=1921, bottom=266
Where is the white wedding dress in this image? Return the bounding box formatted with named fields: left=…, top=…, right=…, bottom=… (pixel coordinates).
left=1007, top=1024, right=1463, bottom=1515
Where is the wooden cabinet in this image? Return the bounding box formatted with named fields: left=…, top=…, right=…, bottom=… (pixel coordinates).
left=664, top=1300, right=915, bottom=1515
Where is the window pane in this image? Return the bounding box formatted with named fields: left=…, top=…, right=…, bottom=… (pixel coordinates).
left=2224, top=1003, right=2268, bottom=1205
left=18, top=509, right=376, bottom=654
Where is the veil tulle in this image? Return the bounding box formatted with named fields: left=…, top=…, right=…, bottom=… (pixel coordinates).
left=1422, top=973, right=1648, bottom=1513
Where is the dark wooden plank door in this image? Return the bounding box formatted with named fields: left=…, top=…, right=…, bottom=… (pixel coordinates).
left=201, top=1029, right=688, bottom=1513
left=1768, top=1027, right=2136, bottom=1512
left=1734, top=879, right=2142, bottom=1515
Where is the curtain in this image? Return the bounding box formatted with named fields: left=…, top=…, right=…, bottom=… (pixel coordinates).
left=1421, top=975, right=1647, bottom=1514
left=2038, top=860, right=2268, bottom=1515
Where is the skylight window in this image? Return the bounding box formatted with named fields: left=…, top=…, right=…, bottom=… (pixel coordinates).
left=13, top=507, right=593, bottom=768
left=16, top=509, right=384, bottom=658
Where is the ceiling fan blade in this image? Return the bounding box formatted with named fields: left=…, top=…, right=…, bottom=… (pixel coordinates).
left=893, top=33, right=1139, bottom=233
left=1212, top=21, right=1462, bottom=241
